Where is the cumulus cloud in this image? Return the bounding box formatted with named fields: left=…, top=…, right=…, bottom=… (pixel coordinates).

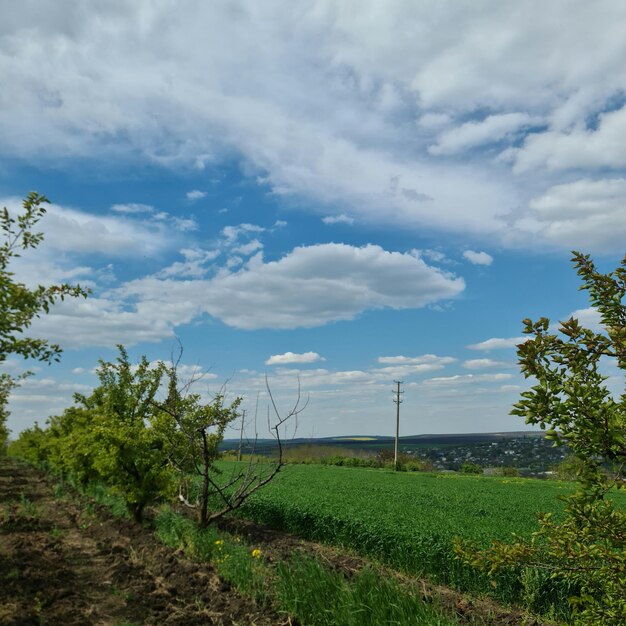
left=515, top=106, right=626, bottom=173
left=322, top=214, right=355, bottom=225
left=186, top=190, right=207, bottom=201
left=519, top=178, right=626, bottom=252
left=462, top=250, right=493, bottom=266
left=122, top=243, right=465, bottom=330
left=467, top=337, right=526, bottom=351
left=377, top=354, right=456, bottom=366
left=29, top=242, right=465, bottom=346
left=462, top=358, right=510, bottom=369
left=266, top=352, right=324, bottom=365
left=111, top=203, right=154, bottom=214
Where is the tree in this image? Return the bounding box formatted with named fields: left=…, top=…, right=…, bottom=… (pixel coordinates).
left=157, top=354, right=305, bottom=527
left=456, top=252, right=626, bottom=624
left=73, top=346, right=179, bottom=522
left=0, top=192, right=88, bottom=448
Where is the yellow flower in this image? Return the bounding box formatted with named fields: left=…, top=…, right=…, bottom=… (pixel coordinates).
left=251, top=548, right=262, bottom=559
left=215, top=539, right=224, bottom=546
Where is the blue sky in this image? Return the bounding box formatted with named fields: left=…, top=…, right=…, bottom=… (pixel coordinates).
left=1, top=1, right=624, bottom=438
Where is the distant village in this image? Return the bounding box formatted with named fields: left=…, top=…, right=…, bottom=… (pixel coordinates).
left=404, top=435, right=568, bottom=476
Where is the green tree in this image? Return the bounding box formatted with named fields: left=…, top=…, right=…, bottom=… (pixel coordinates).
left=73, top=346, right=178, bottom=522
left=0, top=192, right=87, bottom=448
left=456, top=252, right=626, bottom=624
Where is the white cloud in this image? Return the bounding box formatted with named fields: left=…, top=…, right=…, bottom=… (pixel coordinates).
left=519, top=179, right=626, bottom=252
left=25, top=199, right=172, bottom=257
left=424, top=373, right=513, bottom=386
left=413, top=249, right=449, bottom=264
left=266, top=351, right=324, bottom=365
left=186, top=190, right=207, bottom=201
left=232, top=239, right=263, bottom=256
left=4, top=3, right=626, bottom=249
left=28, top=295, right=186, bottom=348
left=377, top=354, right=456, bottom=366
left=467, top=337, right=526, bottom=351
left=274, top=220, right=287, bottom=228
left=28, top=242, right=465, bottom=347
left=1, top=196, right=181, bottom=291
left=157, top=247, right=220, bottom=279
left=462, top=358, right=510, bottom=369
left=430, top=113, right=542, bottom=155
left=515, top=106, right=626, bottom=173
left=462, top=250, right=493, bottom=266
left=322, top=214, right=355, bottom=225
left=221, top=224, right=266, bottom=245
left=122, top=243, right=465, bottom=330
left=110, top=203, right=154, bottom=214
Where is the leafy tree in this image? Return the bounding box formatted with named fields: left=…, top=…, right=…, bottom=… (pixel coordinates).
left=456, top=252, right=626, bottom=624
left=73, top=346, right=179, bottom=522
left=0, top=374, right=16, bottom=453
left=0, top=192, right=87, bottom=448
left=5, top=421, right=48, bottom=465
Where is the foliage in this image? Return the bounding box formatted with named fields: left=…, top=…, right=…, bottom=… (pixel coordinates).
left=71, top=346, right=179, bottom=521
left=283, top=445, right=434, bottom=471
left=6, top=422, right=49, bottom=466
left=551, top=455, right=587, bottom=481
left=460, top=462, right=483, bottom=475
left=0, top=374, right=18, bottom=453
left=10, top=344, right=302, bottom=527
left=0, top=192, right=87, bottom=447
left=456, top=252, right=626, bottom=624
left=11, top=346, right=179, bottom=521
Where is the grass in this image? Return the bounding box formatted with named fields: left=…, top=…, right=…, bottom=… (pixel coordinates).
left=276, top=556, right=461, bottom=626
left=153, top=507, right=466, bottom=625
left=215, top=462, right=621, bottom=619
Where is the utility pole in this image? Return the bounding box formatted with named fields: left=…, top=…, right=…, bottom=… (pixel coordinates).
left=393, top=380, right=404, bottom=471
left=237, top=409, right=246, bottom=463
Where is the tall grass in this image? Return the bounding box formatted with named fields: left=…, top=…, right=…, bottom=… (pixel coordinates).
left=153, top=508, right=466, bottom=626
left=276, top=556, right=462, bottom=626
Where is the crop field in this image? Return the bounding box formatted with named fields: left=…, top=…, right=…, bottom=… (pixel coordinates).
left=225, top=463, right=625, bottom=613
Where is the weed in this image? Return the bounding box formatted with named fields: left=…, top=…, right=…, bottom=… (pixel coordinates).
left=49, top=526, right=64, bottom=540
left=17, top=493, right=38, bottom=518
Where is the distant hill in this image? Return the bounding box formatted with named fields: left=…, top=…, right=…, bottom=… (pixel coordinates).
left=222, top=431, right=544, bottom=454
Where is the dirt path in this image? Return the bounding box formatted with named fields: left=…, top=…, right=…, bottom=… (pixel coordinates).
left=0, top=459, right=283, bottom=626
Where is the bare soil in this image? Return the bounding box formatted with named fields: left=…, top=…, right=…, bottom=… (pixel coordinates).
left=0, top=459, right=284, bottom=626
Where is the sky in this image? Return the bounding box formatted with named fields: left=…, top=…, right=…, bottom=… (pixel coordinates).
left=1, top=0, right=625, bottom=439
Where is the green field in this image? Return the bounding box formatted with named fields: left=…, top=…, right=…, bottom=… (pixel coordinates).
left=225, top=463, right=626, bottom=615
